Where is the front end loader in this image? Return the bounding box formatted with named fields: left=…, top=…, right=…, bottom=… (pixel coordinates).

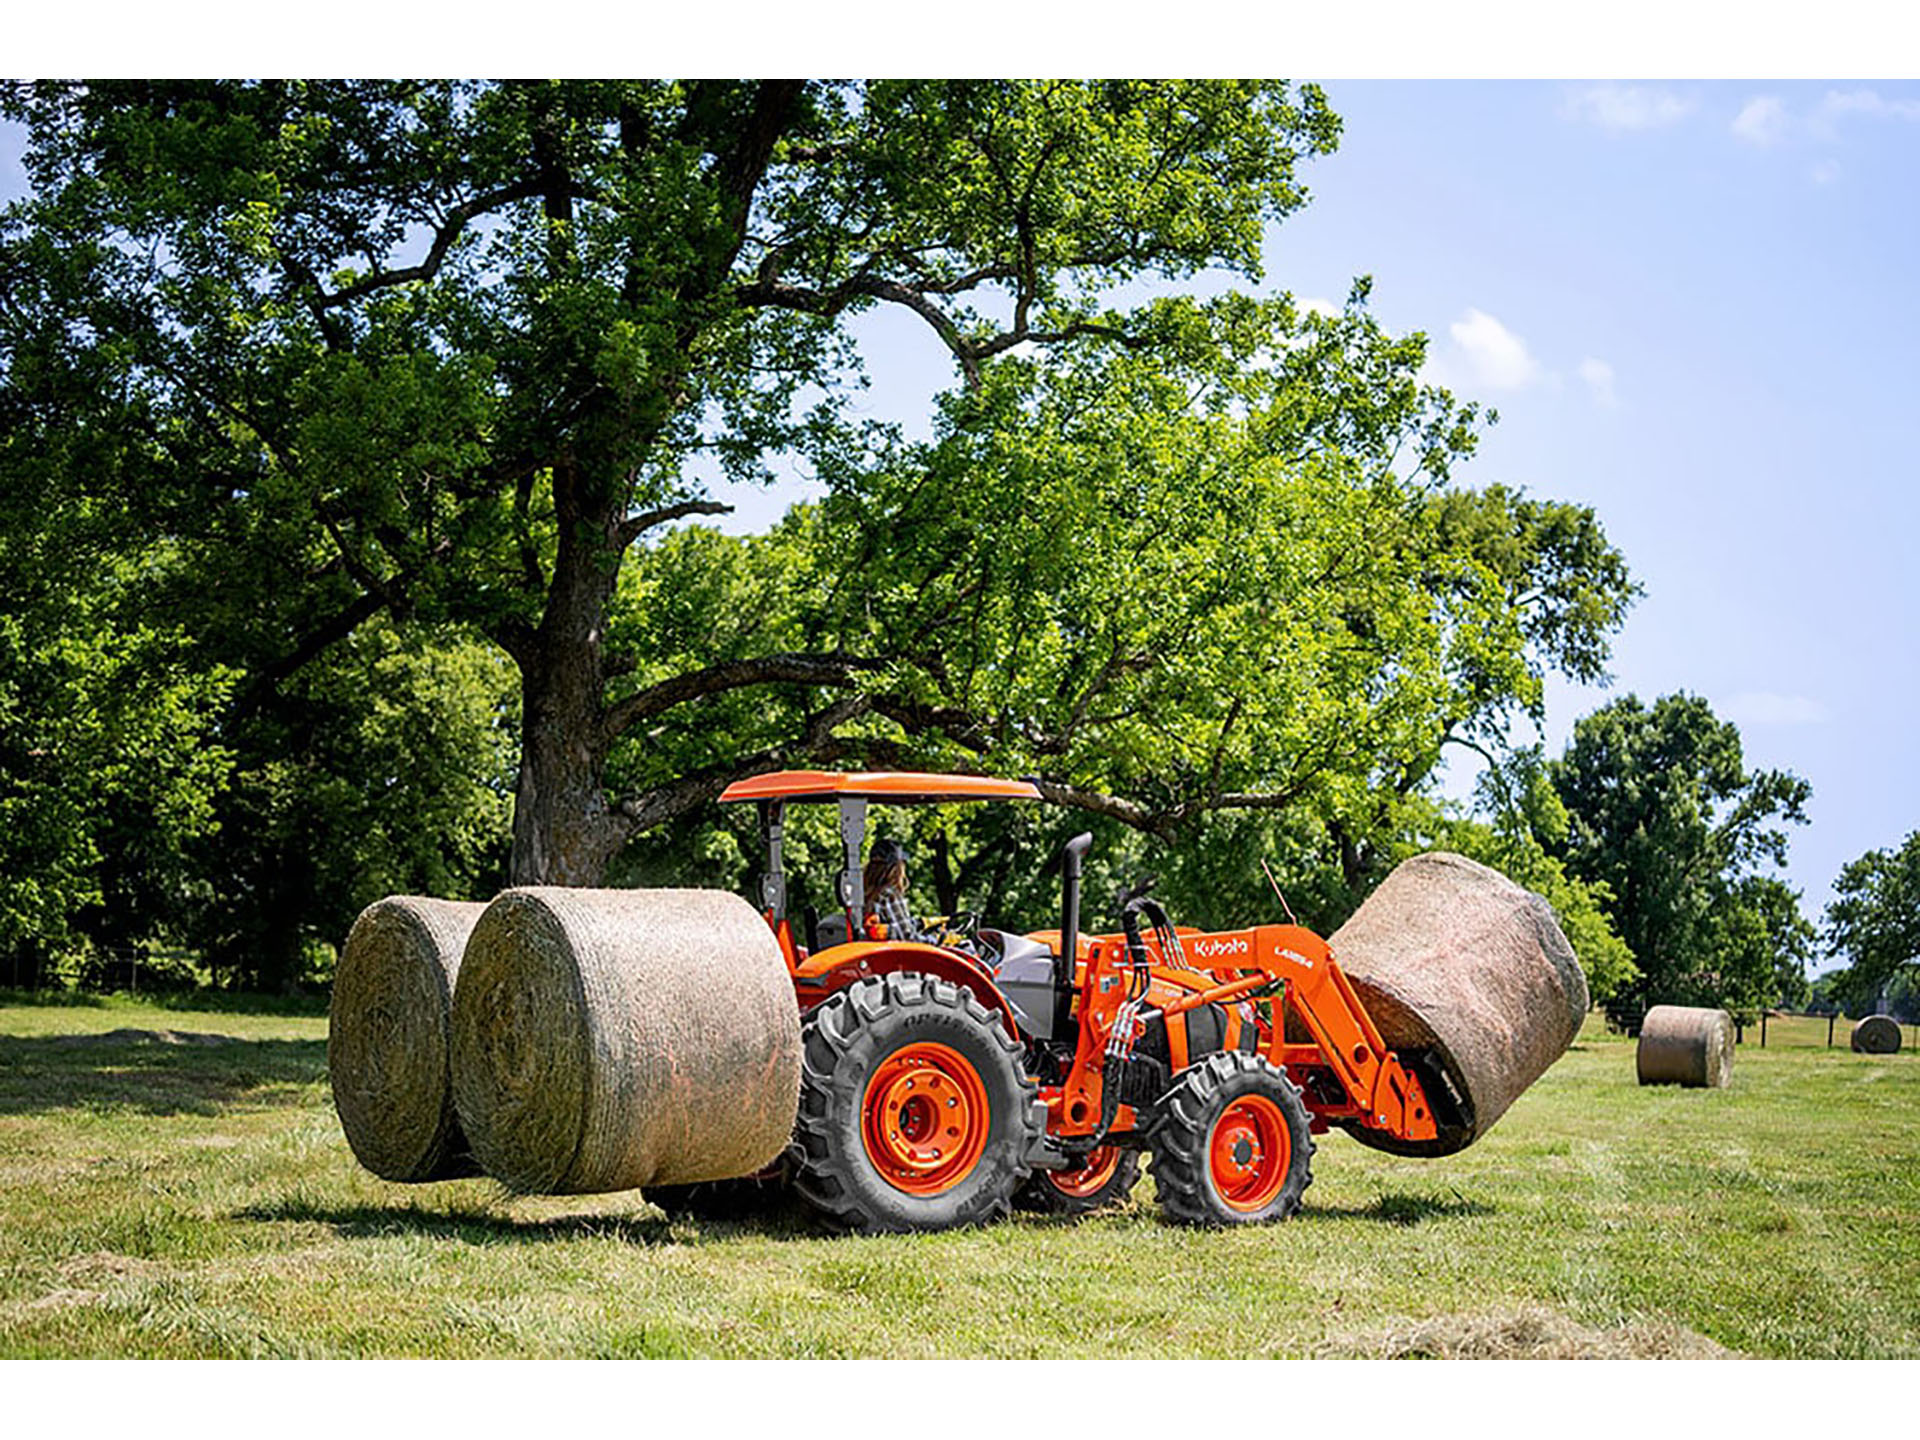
left=672, top=769, right=1458, bottom=1233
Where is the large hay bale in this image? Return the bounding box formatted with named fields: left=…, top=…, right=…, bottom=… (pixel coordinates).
left=1851, top=1014, right=1903, bottom=1055
left=1635, top=1005, right=1734, bottom=1087
left=450, top=887, right=800, bottom=1195
left=1328, top=852, right=1588, bottom=1158
left=329, top=896, right=488, bottom=1182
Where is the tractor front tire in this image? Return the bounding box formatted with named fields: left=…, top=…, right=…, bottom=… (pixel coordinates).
left=793, top=972, right=1043, bottom=1233
left=1152, top=1051, right=1314, bottom=1226
left=1015, top=1146, right=1142, bottom=1216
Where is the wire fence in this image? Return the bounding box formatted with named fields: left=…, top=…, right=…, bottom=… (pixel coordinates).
left=1735, top=1011, right=1920, bottom=1051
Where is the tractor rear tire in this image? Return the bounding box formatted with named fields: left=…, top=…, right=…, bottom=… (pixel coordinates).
left=793, top=972, right=1044, bottom=1233
left=1152, top=1052, right=1313, bottom=1227
left=1015, top=1145, right=1142, bottom=1216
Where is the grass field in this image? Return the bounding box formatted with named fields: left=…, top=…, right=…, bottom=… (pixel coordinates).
left=1, top=995, right=1915, bottom=1358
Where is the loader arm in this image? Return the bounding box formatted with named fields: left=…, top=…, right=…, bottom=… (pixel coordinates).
left=1060, top=923, right=1440, bottom=1146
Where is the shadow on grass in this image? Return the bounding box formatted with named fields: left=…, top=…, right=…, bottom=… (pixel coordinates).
left=237, top=1194, right=820, bottom=1247
left=1302, top=1189, right=1494, bottom=1226
left=0, top=987, right=328, bottom=1017
left=0, top=1033, right=329, bottom=1117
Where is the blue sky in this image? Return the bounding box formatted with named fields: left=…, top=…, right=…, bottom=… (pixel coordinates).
left=5, top=80, right=1914, bottom=956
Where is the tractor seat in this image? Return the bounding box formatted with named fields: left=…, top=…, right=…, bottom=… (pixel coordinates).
left=814, top=912, right=852, bottom=949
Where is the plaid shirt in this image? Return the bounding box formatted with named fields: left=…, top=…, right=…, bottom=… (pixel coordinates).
left=871, top=888, right=929, bottom=942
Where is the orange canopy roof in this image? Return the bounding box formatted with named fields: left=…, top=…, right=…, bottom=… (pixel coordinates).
left=718, top=770, right=1042, bottom=805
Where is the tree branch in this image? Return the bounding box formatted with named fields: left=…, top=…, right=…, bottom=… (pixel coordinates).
left=616, top=498, right=733, bottom=547
left=600, top=650, right=881, bottom=746
left=315, top=179, right=547, bottom=308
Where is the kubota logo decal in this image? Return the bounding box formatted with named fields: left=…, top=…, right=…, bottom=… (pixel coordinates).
left=1193, top=936, right=1251, bottom=960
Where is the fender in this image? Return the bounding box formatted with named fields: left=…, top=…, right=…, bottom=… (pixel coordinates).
left=792, top=940, right=1022, bottom=1038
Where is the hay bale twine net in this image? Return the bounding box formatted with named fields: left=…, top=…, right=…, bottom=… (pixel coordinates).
left=1328, top=852, right=1589, bottom=1158
left=450, top=887, right=801, bottom=1195
left=1851, top=1014, right=1903, bottom=1055
left=329, top=896, right=488, bottom=1182
left=1635, top=1005, right=1734, bottom=1088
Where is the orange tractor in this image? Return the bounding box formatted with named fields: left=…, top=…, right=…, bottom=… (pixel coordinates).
left=691, top=770, right=1460, bottom=1231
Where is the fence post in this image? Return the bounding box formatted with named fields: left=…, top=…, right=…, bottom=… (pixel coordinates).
left=1829, top=1013, right=1836, bottom=1048
left=1761, top=1012, right=1768, bottom=1047
left=1735, top=1019, right=1744, bottom=1045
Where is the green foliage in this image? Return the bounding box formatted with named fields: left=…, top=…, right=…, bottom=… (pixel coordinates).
left=187, top=621, right=516, bottom=991
left=1823, top=831, right=1920, bottom=1014
left=2, top=80, right=1639, bottom=983
left=1548, top=694, right=1814, bottom=1020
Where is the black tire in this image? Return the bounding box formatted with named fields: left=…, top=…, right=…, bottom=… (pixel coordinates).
left=793, top=972, right=1044, bottom=1233
left=1152, top=1051, right=1314, bottom=1227
left=648, top=1156, right=796, bottom=1220
left=1015, top=1145, right=1142, bottom=1216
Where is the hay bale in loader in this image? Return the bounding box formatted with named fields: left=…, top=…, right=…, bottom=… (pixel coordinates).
left=1851, top=1014, right=1903, bottom=1055
left=330, top=896, right=488, bottom=1182
left=1636, top=1004, right=1734, bottom=1087
left=450, top=887, right=801, bottom=1195
left=1327, top=852, right=1588, bottom=1157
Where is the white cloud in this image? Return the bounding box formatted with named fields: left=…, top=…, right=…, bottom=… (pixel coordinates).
left=1823, top=89, right=1920, bottom=122
left=1719, top=691, right=1830, bottom=727
left=1563, top=84, right=1693, bottom=132
left=1577, top=357, right=1618, bottom=408
left=1297, top=296, right=1341, bottom=319
left=1440, top=309, right=1541, bottom=391
left=1811, top=160, right=1842, bottom=185
left=1731, top=95, right=1789, bottom=146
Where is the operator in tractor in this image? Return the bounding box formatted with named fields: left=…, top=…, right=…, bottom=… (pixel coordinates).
left=862, top=838, right=932, bottom=942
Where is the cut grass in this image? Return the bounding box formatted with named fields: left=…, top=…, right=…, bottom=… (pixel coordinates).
left=1, top=997, right=1915, bottom=1357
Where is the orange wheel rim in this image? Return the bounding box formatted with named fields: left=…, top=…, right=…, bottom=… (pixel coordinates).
left=1047, top=1145, right=1122, bottom=1199
left=1208, top=1094, right=1290, bottom=1212
left=861, top=1041, right=991, bottom=1196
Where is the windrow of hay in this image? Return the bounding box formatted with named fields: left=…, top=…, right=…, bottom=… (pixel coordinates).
left=329, top=896, right=487, bottom=1182
left=450, top=887, right=800, bottom=1195
left=1636, top=1004, right=1734, bottom=1088
left=1852, top=1014, right=1903, bottom=1054
left=1318, top=1305, right=1732, bottom=1359
left=1328, top=852, right=1588, bottom=1157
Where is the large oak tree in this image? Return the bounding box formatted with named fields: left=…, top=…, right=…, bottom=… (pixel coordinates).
left=4, top=79, right=1365, bottom=884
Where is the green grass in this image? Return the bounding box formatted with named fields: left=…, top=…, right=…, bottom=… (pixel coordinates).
left=1, top=998, right=1915, bottom=1357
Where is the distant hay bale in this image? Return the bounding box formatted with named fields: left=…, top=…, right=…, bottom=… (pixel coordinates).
left=450, top=887, right=801, bottom=1195
left=1636, top=1005, right=1734, bottom=1088
left=1328, top=852, right=1589, bottom=1158
left=329, top=896, right=487, bottom=1182
left=1851, top=1014, right=1903, bottom=1055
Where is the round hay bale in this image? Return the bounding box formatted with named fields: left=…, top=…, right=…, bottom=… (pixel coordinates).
left=1327, top=852, right=1589, bottom=1158
left=1851, top=1014, right=1903, bottom=1055
left=1635, top=1005, right=1734, bottom=1087
left=450, top=887, right=800, bottom=1195
left=329, top=896, right=488, bottom=1182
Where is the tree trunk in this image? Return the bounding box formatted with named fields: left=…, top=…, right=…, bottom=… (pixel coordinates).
left=507, top=459, right=630, bottom=887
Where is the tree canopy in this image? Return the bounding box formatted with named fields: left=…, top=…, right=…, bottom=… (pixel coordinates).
left=1, top=79, right=1644, bottom=987
left=1548, top=693, right=1813, bottom=1021
left=1823, top=831, right=1920, bottom=1013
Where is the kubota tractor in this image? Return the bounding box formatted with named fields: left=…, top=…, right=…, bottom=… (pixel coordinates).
left=663, top=769, right=1460, bottom=1232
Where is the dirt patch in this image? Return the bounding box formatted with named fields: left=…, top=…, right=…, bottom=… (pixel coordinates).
left=25, top=1287, right=109, bottom=1311
left=1320, top=1305, right=1734, bottom=1359
left=57, top=1250, right=164, bottom=1283
left=52, top=1028, right=238, bottom=1048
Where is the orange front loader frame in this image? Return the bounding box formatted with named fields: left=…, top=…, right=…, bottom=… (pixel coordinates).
left=1052, top=923, right=1439, bottom=1147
